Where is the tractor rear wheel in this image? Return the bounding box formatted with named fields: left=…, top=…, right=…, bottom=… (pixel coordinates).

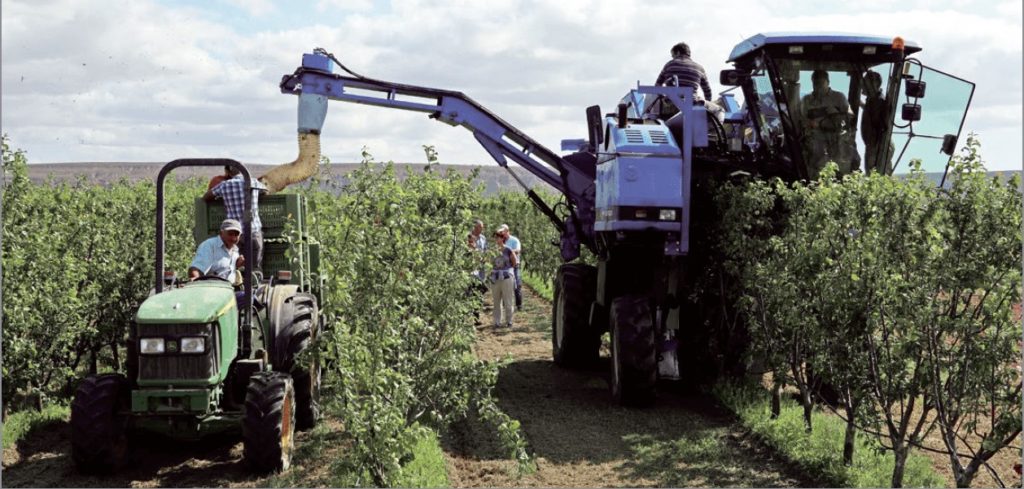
left=551, top=263, right=598, bottom=368
left=610, top=295, right=657, bottom=407
left=242, top=371, right=295, bottom=473
left=271, top=291, right=320, bottom=431
left=71, top=373, right=130, bottom=474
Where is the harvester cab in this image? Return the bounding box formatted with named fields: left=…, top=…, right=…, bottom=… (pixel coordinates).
left=714, top=33, right=975, bottom=181
left=70, top=159, right=323, bottom=475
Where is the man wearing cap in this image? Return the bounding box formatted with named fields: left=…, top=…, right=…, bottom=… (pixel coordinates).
left=204, top=166, right=267, bottom=272
left=188, top=219, right=245, bottom=281
left=497, top=224, right=523, bottom=308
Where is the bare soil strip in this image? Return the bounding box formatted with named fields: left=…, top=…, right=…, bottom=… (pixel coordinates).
left=442, top=285, right=815, bottom=488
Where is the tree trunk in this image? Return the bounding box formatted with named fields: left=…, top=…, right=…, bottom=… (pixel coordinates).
left=89, top=346, right=98, bottom=375
left=110, top=339, right=121, bottom=372
left=891, top=443, right=909, bottom=488
left=843, top=399, right=858, bottom=466
left=956, top=458, right=983, bottom=488
left=801, top=388, right=813, bottom=433
left=771, top=379, right=782, bottom=420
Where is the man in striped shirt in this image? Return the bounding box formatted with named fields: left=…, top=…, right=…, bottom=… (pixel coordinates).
left=656, top=42, right=713, bottom=102
left=203, top=166, right=268, bottom=272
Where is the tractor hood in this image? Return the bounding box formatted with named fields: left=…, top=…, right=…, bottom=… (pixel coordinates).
left=136, top=282, right=236, bottom=324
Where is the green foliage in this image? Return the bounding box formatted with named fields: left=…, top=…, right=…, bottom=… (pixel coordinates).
left=715, top=381, right=943, bottom=488
left=521, top=271, right=553, bottom=301
left=713, top=134, right=1022, bottom=487
left=304, top=150, right=530, bottom=486
left=2, top=135, right=200, bottom=408
left=1, top=403, right=69, bottom=449
left=2, top=139, right=529, bottom=486
left=394, top=425, right=450, bottom=488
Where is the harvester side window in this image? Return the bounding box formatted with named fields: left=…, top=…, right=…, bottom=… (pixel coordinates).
left=750, top=70, right=783, bottom=146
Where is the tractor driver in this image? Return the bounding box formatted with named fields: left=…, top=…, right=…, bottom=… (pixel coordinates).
left=188, top=219, right=245, bottom=282
left=801, top=69, right=855, bottom=178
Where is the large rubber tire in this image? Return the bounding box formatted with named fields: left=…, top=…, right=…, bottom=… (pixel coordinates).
left=70, top=373, right=130, bottom=474
left=270, top=292, right=320, bottom=431
left=242, top=371, right=295, bottom=473
left=609, top=295, right=657, bottom=407
left=551, top=263, right=598, bottom=368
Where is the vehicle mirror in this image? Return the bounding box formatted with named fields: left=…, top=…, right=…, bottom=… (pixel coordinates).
left=901, top=103, right=922, bottom=122
left=905, top=80, right=926, bottom=98
left=586, top=105, right=603, bottom=147
left=941, top=134, right=957, bottom=155
left=719, top=69, right=745, bottom=86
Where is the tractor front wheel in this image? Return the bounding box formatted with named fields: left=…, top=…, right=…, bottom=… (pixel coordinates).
left=71, top=373, right=130, bottom=474
left=242, top=371, right=295, bottom=473
left=610, top=295, right=657, bottom=407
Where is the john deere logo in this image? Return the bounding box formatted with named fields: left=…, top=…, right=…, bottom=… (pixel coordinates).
left=167, top=340, right=178, bottom=353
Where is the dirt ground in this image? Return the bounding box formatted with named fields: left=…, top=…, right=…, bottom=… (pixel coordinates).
left=441, top=286, right=814, bottom=488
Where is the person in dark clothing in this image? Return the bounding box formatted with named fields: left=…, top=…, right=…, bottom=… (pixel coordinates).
left=860, top=70, right=894, bottom=174
left=656, top=42, right=713, bottom=101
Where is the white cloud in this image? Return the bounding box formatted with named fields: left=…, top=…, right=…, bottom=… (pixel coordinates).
left=316, top=0, right=374, bottom=12
left=1, top=0, right=1020, bottom=170
left=225, top=0, right=277, bottom=16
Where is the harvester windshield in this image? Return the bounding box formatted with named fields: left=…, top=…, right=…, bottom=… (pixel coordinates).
left=727, top=33, right=974, bottom=179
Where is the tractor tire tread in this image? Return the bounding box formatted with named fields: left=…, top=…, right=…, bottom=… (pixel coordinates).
left=242, top=371, right=294, bottom=473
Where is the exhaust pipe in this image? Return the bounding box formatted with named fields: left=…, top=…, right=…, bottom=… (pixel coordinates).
left=259, top=92, right=328, bottom=194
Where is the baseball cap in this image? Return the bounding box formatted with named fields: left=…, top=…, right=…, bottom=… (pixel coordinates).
left=220, top=219, right=242, bottom=233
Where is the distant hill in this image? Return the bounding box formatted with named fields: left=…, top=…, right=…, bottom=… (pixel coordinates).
left=23, top=162, right=1020, bottom=195
left=24, top=162, right=554, bottom=196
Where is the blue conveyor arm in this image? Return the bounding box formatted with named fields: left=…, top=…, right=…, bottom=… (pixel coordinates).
left=280, top=50, right=596, bottom=244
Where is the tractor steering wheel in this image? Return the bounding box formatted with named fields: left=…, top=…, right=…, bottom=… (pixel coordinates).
left=193, top=274, right=231, bottom=283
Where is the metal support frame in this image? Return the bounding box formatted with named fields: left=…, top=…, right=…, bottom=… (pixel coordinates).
left=633, top=84, right=697, bottom=255
left=156, top=159, right=254, bottom=328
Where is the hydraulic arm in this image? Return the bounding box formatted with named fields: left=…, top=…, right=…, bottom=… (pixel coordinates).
left=280, top=49, right=595, bottom=260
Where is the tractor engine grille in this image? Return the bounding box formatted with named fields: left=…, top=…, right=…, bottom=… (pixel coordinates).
left=138, top=323, right=219, bottom=382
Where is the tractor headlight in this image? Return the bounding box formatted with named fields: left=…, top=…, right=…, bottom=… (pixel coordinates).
left=180, top=337, right=206, bottom=354
left=140, top=338, right=165, bottom=354
left=659, top=209, right=677, bottom=221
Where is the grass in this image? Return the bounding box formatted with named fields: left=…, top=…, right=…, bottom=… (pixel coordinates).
left=713, top=381, right=944, bottom=488
left=2, top=404, right=69, bottom=450
left=521, top=271, right=552, bottom=301
left=395, top=425, right=450, bottom=488
left=266, top=422, right=450, bottom=488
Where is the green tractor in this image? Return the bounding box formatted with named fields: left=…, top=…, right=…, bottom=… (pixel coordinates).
left=69, top=159, right=325, bottom=474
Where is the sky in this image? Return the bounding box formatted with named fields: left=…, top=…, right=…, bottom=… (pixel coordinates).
left=1, top=0, right=1021, bottom=171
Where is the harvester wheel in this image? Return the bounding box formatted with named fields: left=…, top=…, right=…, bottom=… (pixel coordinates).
left=551, top=263, right=598, bottom=368
left=609, top=295, right=657, bottom=407
left=242, top=371, right=295, bottom=473
left=271, top=291, right=320, bottom=430
left=71, top=373, right=130, bottom=474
